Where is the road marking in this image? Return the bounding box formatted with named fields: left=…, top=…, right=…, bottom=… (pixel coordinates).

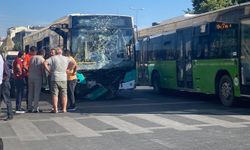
left=228, top=115, right=250, bottom=122
left=81, top=101, right=206, bottom=109
left=10, top=119, right=47, bottom=141
left=95, top=116, right=152, bottom=134
left=1, top=136, right=17, bottom=140
left=51, top=117, right=101, bottom=138
left=150, top=139, right=177, bottom=149
left=46, top=132, right=72, bottom=137
left=134, top=114, right=201, bottom=131
left=179, top=114, right=248, bottom=128
left=98, top=130, right=123, bottom=134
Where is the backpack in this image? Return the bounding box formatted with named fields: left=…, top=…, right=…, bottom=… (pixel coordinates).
left=76, top=72, right=86, bottom=84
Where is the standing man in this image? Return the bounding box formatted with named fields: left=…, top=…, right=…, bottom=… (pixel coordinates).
left=47, top=48, right=56, bottom=91
left=23, top=46, right=37, bottom=109
left=50, top=48, right=56, bottom=57
left=44, top=48, right=72, bottom=113
left=27, top=49, right=45, bottom=113
left=64, top=50, right=77, bottom=111
left=0, top=53, right=13, bottom=120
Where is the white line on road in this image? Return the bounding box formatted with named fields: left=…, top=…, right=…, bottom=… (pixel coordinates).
left=1, top=136, right=17, bottom=140
left=10, top=119, right=48, bottom=141
left=46, top=132, right=72, bottom=137
left=179, top=114, right=248, bottom=128
left=150, top=139, right=177, bottom=149
left=228, top=115, right=250, bottom=122
left=51, top=117, right=101, bottom=138
left=134, top=114, right=201, bottom=131
left=95, top=116, right=152, bottom=134
left=81, top=101, right=206, bottom=109
left=98, top=130, right=123, bottom=133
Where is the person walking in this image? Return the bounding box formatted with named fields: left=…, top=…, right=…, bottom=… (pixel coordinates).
left=13, top=51, right=26, bottom=113
left=64, top=50, right=77, bottom=111
left=27, top=49, right=45, bottom=113
left=0, top=53, right=13, bottom=120
left=44, top=48, right=73, bottom=113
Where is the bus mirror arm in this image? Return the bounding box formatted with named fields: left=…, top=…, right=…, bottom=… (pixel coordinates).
left=49, top=26, right=68, bottom=50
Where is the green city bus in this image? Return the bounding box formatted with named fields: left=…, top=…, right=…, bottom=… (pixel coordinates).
left=137, top=3, right=250, bottom=106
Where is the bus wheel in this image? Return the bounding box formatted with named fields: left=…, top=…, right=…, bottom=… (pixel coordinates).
left=152, top=73, right=161, bottom=94
left=218, top=75, right=234, bottom=107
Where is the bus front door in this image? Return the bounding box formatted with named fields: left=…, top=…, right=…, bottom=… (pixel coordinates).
left=240, top=19, right=250, bottom=93
left=137, top=38, right=150, bottom=85
left=176, top=28, right=193, bottom=89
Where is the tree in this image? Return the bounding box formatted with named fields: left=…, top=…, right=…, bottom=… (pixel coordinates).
left=187, top=0, right=250, bottom=14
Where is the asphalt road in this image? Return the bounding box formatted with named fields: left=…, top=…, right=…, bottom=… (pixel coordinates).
left=1, top=86, right=250, bottom=150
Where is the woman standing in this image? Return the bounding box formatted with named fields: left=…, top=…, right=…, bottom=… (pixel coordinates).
left=13, top=51, right=25, bottom=113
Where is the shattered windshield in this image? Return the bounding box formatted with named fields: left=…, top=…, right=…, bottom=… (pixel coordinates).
left=71, top=16, right=134, bottom=70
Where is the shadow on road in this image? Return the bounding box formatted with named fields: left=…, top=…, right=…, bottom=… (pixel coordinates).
left=69, top=86, right=250, bottom=115
left=3, top=87, right=249, bottom=117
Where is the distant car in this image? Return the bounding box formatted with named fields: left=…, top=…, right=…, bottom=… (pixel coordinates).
left=6, top=51, right=18, bottom=98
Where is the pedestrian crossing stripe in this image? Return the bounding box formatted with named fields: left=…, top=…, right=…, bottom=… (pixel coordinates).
left=227, top=115, right=250, bottom=122
left=51, top=117, right=101, bottom=138
left=94, top=116, right=152, bottom=134
left=10, top=119, right=47, bottom=141
left=178, top=114, right=248, bottom=128
left=133, top=114, right=201, bottom=131
left=2, top=113, right=250, bottom=141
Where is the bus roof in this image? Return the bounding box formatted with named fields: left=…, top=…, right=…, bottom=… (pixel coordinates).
left=68, top=13, right=132, bottom=18
left=138, top=2, right=250, bottom=38
left=24, top=14, right=133, bottom=39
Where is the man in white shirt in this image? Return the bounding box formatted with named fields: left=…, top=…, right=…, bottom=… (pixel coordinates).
left=44, top=48, right=73, bottom=113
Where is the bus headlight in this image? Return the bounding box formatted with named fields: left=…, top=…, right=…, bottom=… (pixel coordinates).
left=234, top=77, right=239, bottom=86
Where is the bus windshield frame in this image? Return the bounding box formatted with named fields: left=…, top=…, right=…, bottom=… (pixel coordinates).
left=70, top=15, right=135, bottom=70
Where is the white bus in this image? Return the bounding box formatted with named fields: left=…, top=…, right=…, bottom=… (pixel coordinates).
left=24, top=14, right=136, bottom=99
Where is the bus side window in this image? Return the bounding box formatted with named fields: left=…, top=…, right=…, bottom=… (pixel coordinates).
left=153, top=36, right=164, bottom=61
left=200, top=37, right=209, bottom=59
left=164, top=41, right=171, bottom=60
left=163, top=33, right=176, bottom=60
left=25, top=45, right=30, bottom=53
left=193, top=36, right=209, bottom=59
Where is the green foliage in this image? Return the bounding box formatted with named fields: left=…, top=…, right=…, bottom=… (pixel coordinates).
left=187, top=0, right=250, bottom=14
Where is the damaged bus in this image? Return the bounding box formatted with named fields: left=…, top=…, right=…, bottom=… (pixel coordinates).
left=23, top=14, right=136, bottom=99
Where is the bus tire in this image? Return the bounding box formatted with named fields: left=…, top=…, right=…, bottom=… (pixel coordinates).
left=218, top=75, right=234, bottom=107
left=152, top=72, right=162, bottom=94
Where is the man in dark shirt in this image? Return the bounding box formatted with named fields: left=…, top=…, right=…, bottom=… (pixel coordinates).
left=0, top=53, right=13, bottom=120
